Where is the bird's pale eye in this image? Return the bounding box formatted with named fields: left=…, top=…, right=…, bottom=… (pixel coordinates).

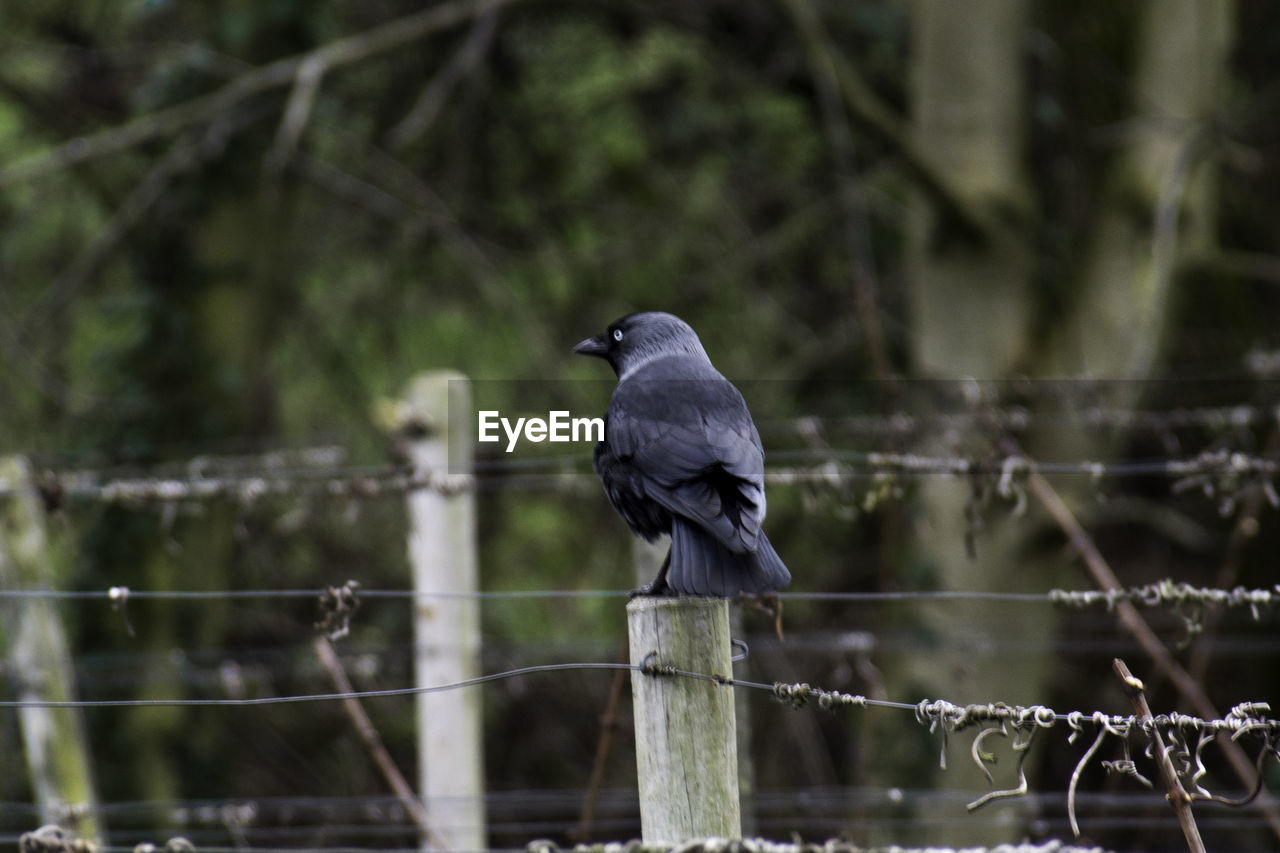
left=613, top=329, right=624, bottom=341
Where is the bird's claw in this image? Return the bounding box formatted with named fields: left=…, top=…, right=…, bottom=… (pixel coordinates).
left=627, top=580, right=674, bottom=600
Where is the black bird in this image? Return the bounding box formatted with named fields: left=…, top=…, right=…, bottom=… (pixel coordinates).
left=574, top=311, right=791, bottom=597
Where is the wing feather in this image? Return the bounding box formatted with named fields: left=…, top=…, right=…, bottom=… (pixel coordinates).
left=603, top=362, right=766, bottom=553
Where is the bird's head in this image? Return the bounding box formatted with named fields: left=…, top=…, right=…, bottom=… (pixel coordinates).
left=573, top=311, right=710, bottom=380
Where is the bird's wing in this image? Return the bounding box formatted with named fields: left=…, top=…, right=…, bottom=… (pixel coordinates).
left=593, top=436, right=669, bottom=541
left=608, top=377, right=765, bottom=553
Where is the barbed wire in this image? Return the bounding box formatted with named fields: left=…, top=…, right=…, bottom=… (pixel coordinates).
left=768, top=399, right=1280, bottom=438
left=1, top=446, right=1278, bottom=508
left=0, top=787, right=1221, bottom=821
left=3, top=388, right=1280, bottom=505
left=764, top=681, right=1279, bottom=836
left=3, top=463, right=478, bottom=506
left=4, top=608, right=1278, bottom=850
left=2, top=579, right=1277, bottom=615
left=13, top=394, right=1280, bottom=469
left=12, top=782, right=1280, bottom=853
left=0, top=838, right=1141, bottom=853
left=5, top=656, right=1275, bottom=841
left=6, top=652, right=1276, bottom=740
left=529, top=837, right=1118, bottom=853
left=11, top=827, right=1129, bottom=853
left=3, top=789, right=1260, bottom=852
left=1049, top=579, right=1280, bottom=619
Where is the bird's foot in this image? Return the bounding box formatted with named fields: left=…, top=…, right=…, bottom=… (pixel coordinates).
left=627, top=579, right=674, bottom=599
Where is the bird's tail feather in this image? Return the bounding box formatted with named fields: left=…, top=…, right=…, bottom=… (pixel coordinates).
left=669, top=518, right=791, bottom=597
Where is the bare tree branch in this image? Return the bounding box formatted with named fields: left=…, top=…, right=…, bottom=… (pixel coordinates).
left=263, top=54, right=327, bottom=177
left=778, top=0, right=896, bottom=394
left=289, top=144, right=561, bottom=375
left=386, top=0, right=502, bottom=150
left=1186, top=427, right=1280, bottom=684
left=291, top=151, right=418, bottom=222
left=1132, top=128, right=1212, bottom=377
left=1186, top=249, right=1280, bottom=285
left=22, top=107, right=270, bottom=345
left=778, top=0, right=1001, bottom=243
left=1113, top=658, right=1207, bottom=853
left=313, top=636, right=453, bottom=852
left=1018, top=450, right=1280, bottom=843
left=0, top=0, right=516, bottom=189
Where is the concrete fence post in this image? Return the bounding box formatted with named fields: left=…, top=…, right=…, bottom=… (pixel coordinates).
left=0, top=456, right=103, bottom=842
left=397, top=372, right=485, bottom=851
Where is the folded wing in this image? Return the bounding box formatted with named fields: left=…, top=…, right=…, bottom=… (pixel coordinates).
left=604, top=373, right=766, bottom=555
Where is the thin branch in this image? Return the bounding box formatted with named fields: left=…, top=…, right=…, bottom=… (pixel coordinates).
left=0, top=118, right=250, bottom=410
left=777, top=0, right=905, bottom=615
left=1187, top=427, right=1280, bottom=684
left=20, top=107, right=270, bottom=349
left=294, top=146, right=534, bottom=342
left=386, top=0, right=501, bottom=150
left=263, top=55, right=327, bottom=177
left=1186, top=249, right=1280, bottom=285
left=355, top=146, right=563, bottom=374
left=1113, top=659, right=1206, bottom=853
left=1131, top=128, right=1211, bottom=377
left=291, top=151, right=418, bottom=221
left=0, top=0, right=516, bottom=189
left=313, top=636, right=452, bottom=852
left=0, top=308, right=82, bottom=409
left=1019, top=452, right=1280, bottom=843
left=820, top=29, right=999, bottom=242
left=778, top=0, right=896, bottom=395
left=1025, top=463, right=1208, bottom=695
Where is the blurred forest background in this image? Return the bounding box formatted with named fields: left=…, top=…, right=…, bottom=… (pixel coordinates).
left=2, top=0, right=1280, bottom=851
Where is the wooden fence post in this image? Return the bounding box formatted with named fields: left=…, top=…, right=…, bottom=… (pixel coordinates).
left=397, top=372, right=485, bottom=851
left=0, top=456, right=103, bottom=841
left=627, top=596, right=741, bottom=842
left=730, top=602, right=755, bottom=837
left=632, top=537, right=755, bottom=835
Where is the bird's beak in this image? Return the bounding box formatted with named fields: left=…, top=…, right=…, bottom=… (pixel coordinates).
left=573, top=334, right=608, bottom=357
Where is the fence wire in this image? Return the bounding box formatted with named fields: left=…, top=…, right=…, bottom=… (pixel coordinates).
left=6, top=834, right=1127, bottom=853
left=6, top=644, right=1277, bottom=848
left=4, top=625, right=1276, bottom=846
left=4, top=654, right=1275, bottom=759
left=0, top=445, right=1277, bottom=507
left=2, top=578, right=1277, bottom=616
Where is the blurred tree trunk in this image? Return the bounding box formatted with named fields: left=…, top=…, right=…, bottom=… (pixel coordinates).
left=888, top=2, right=1036, bottom=846
left=907, top=0, right=1032, bottom=381
left=1048, top=0, right=1232, bottom=384
left=888, top=0, right=1231, bottom=845
left=123, top=175, right=291, bottom=806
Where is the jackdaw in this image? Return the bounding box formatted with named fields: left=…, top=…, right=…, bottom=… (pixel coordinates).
left=574, top=311, right=791, bottom=597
